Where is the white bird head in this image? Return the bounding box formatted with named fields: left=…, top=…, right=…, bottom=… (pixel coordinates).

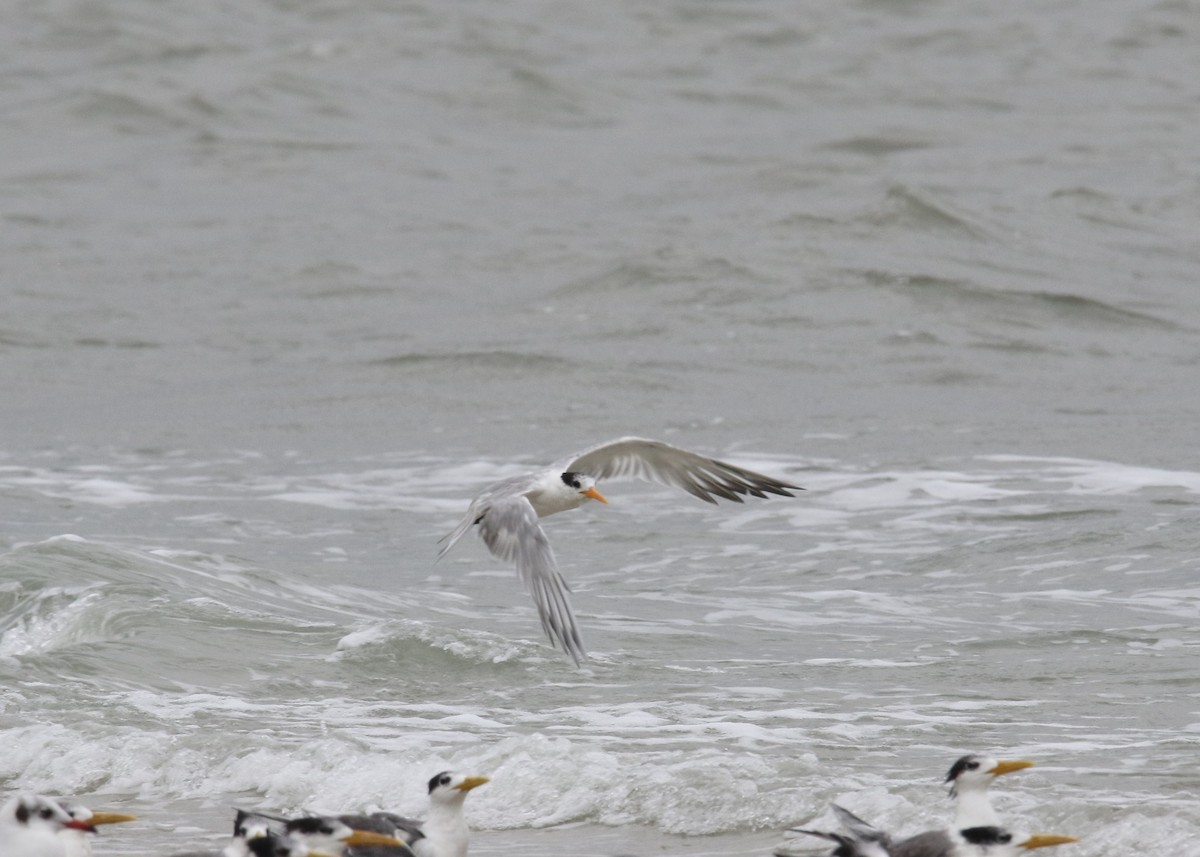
left=7, top=795, right=83, bottom=830
left=946, top=754, right=1035, bottom=796
left=559, top=471, right=608, bottom=505
left=427, top=771, right=491, bottom=804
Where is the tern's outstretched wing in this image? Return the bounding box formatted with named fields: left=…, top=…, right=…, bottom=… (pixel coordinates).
left=561, top=436, right=800, bottom=505
left=477, top=495, right=586, bottom=665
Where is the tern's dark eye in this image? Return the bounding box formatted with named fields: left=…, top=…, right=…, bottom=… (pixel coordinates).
left=560, top=472, right=581, bottom=489
left=966, top=761, right=980, bottom=770
left=440, top=775, right=451, bottom=785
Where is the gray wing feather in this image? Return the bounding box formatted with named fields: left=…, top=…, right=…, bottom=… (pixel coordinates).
left=340, top=812, right=421, bottom=857
left=561, top=437, right=800, bottom=505
left=890, top=830, right=956, bottom=857
left=779, top=805, right=894, bottom=857
left=437, top=473, right=541, bottom=561
left=831, top=804, right=891, bottom=845
left=781, top=829, right=887, bottom=857
left=366, top=813, right=424, bottom=843
left=477, top=496, right=586, bottom=665
left=338, top=814, right=422, bottom=844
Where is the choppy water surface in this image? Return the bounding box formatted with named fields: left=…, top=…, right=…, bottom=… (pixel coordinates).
left=3, top=450, right=1198, bottom=854
left=3, top=0, right=1200, bottom=854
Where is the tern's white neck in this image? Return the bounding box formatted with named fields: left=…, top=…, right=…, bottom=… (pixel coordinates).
left=221, top=841, right=251, bottom=857
left=57, top=828, right=93, bottom=857
left=413, top=798, right=470, bottom=857
left=953, top=784, right=1000, bottom=828
left=2, top=827, right=67, bottom=857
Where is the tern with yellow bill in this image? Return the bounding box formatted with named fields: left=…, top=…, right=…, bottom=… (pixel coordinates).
left=340, top=771, right=489, bottom=857
left=438, top=436, right=800, bottom=664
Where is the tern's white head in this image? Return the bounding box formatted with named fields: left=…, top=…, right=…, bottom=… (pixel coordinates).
left=946, top=754, right=1035, bottom=796
left=427, top=771, right=491, bottom=805
left=417, top=773, right=490, bottom=857
left=559, top=472, right=608, bottom=505
left=945, top=754, right=1035, bottom=830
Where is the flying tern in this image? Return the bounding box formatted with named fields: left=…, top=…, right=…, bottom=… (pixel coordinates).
left=438, top=436, right=800, bottom=663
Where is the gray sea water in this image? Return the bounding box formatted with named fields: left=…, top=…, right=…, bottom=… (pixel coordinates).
left=3, top=0, right=1199, bottom=855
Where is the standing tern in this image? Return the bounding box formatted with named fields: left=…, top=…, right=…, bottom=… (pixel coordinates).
left=889, top=755, right=1036, bottom=857
left=341, top=771, right=489, bottom=857
left=779, top=755, right=1044, bottom=857
left=438, top=436, right=800, bottom=663
left=944, top=755, right=1035, bottom=830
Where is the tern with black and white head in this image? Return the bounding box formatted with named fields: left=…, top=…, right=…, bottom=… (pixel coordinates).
left=820, top=754, right=1044, bottom=857
left=888, top=753, right=1036, bottom=857
left=342, top=771, right=488, bottom=857
left=943, top=754, right=1035, bottom=830
left=0, top=794, right=93, bottom=857
left=438, top=436, right=800, bottom=663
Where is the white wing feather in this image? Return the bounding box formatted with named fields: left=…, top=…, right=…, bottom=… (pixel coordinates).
left=475, top=495, right=586, bottom=665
